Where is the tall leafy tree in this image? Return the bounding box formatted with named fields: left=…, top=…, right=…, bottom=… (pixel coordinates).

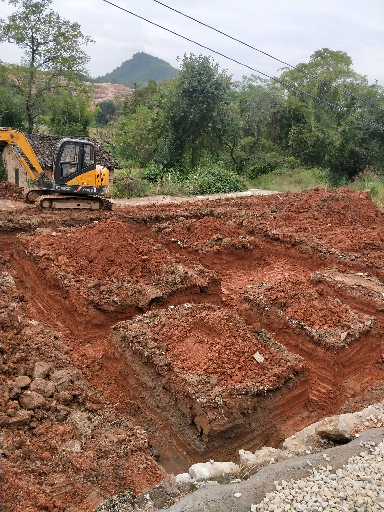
left=0, top=0, right=94, bottom=132
left=0, top=65, right=27, bottom=129
left=160, top=54, right=232, bottom=171
left=278, top=48, right=384, bottom=179
left=45, top=85, right=94, bottom=136
left=96, top=100, right=117, bottom=126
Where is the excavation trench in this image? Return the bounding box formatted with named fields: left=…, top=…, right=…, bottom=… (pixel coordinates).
left=1, top=186, right=383, bottom=512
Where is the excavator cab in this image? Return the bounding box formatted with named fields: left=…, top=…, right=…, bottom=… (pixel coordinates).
left=52, top=139, right=109, bottom=196
left=55, top=140, right=96, bottom=182
left=0, top=127, right=110, bottom=209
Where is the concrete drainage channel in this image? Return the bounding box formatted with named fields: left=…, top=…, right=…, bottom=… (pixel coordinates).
left=96, top=405, right=384, bottom=512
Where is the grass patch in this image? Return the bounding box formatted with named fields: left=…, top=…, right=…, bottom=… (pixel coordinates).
left=248, top=166, right=328, bottom=193
left=110, top=165, right=246, bottom=198
left=349, top=168, right=384, bottom=210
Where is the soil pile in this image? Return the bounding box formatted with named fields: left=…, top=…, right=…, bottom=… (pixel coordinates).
left=0, top=181, right=25, bottom=201
left=244, top=276, right=375, bottom=348
left=1, top=261, right=164, bottom=512
left=20, top=218, right=219, bottom=316
left=0, top=186, right=382, bottom=512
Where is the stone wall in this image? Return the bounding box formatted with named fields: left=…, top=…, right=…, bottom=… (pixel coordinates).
left=2, top=145, right=30, bottom=191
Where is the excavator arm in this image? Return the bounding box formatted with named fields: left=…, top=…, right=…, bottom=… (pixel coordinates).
left=0, top=127, right=45, bottom=181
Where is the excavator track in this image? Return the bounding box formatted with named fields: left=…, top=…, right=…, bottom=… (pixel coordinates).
left=26, top=189, right=52, bottom=203
left=36, top=194, right=113, bottom=210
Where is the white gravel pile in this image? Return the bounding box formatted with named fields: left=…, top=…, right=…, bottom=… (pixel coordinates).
left=255, top=441, right=384, bottom=512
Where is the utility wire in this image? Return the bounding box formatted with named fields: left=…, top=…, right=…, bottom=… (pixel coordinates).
left=154, top=0, right=384, bottom=113
left=103, top=0, right=384, bottom=130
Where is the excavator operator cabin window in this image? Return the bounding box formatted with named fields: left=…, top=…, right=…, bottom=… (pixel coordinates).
left=60, top=143, right=79, bottom=178
left=82, top=144, right=95, bottom=170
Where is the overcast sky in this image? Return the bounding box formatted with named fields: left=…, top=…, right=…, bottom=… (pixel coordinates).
left=1, top=0, right=383, bottom=85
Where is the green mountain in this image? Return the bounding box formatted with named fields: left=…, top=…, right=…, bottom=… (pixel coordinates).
left=95, top=52, right=179, bottom=87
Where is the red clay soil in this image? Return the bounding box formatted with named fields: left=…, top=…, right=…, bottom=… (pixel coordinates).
left=1, top=185, right=383, bottom=512
left=0, top=181, right=25, bottom=201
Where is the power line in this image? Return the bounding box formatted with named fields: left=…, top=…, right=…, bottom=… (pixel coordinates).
left=102, top=0, right=384, bottom=130
left=154, top=0, right=384, bottom=113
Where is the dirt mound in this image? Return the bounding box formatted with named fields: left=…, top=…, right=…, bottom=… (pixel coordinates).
left=154, top=216, right=255, bottom=252
left=0, top=263, right=165, bottom=512
left=115, top=303, right=304, bottom=387
left=0, top=181, right=25, bottom=200
left=1, top=187, right=382, bottom=512
left=244, top=276, right=375, bottom=348
left=112, top=303, right=307, bottom=452
left=236, top=187, right=383, bottom=273
left=19, top=218, right=219, bottom=316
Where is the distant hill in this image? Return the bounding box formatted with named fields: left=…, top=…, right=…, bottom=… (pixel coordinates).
left=95, top=52, right=179, bottom=87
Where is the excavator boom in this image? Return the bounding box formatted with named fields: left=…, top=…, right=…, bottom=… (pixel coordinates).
left=0, top=127, right=45, bottom=180
left=0, top=127, right=111, bottom=210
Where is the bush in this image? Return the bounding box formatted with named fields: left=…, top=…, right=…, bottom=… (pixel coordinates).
left=349, top=167, right=383, bottom=210
left=187, top=167, right=246, bottom=195
left=110, top=169, right=151, bottom=198
left=246, top=152, right=284, bottom=179
left=142, top=162, right=167, bottom=183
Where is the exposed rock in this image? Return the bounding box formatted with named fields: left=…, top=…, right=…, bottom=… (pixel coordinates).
left=58, top=391, right=74, bottom=404
left=315, top=414, right=357, bottom=441
left=189, top=461, right=240, bottom=481
left=33, top=361, right=51, bottom=380
left=1, top=409, right=33, bottom=427
left=175, top=473, right=193, bottom=485
left=19, top=390, right=45, bottom=410
left=315, top=404, right=383, bottom=441
left=14, top=375, right=31, bottom=388
left=239, top=447, right=289, bottom=476
left=30, top=378, right=55, bottom=398
left=61, top=439, right=82, bottom=454
left=283, top=423, right=320, bottom=455
left=56, top=405, right=70, bottom=422
left=51, top=368, right=82, bottom=385
left=68, top=410, right=97, bottom=436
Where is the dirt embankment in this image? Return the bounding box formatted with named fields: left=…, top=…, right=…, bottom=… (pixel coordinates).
left=0, top=184, right=383, bottom=512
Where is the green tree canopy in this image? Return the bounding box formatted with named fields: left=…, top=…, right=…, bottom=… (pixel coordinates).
left=278, top=48, right=384, bottom=179
left=45, top=85, right=94, bottom=136
left=0, top=0, right=94, bottom=132
left=159, top=53, right=232, bottom=171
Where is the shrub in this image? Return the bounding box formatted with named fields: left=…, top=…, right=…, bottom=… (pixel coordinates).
left=110, top=170, right=151, bottom=198
left=246, top=152, right=284, bottom=179
left=187, top=167, right=246, bottom=195
left=142, top=162, right=167, bottom=184
left=349, top=167, right=384, bottom=209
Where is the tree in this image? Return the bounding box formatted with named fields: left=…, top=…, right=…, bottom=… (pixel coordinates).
left=278, top=48, right=384, bottom=179
left=0, top=64, right=27, bottom=129
left=96, top=100, right=117, bottom=126
left=224, top=76, right=285, bottom=174
left=0, top=0, right=94, bottom=132
left=114, top=105, right=158, bottom=164
left=45, top=85, right=94, bottom=136
left=159, top=54, right=232, bottom=171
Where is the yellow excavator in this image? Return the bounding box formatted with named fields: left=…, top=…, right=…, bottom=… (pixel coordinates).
left=0, top=127, right=111, bottom=209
